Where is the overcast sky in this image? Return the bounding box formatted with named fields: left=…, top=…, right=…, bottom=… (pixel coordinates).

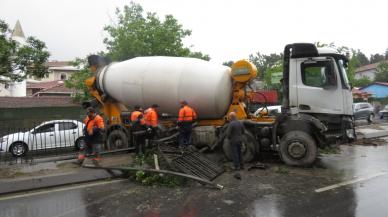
left=1, top=0, right=387, bottom=64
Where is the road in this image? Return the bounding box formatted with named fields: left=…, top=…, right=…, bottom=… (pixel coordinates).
left=1, top=144, right=388, bottom=217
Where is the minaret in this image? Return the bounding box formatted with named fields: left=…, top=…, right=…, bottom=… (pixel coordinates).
left=9, top=20, right=27, bottom=97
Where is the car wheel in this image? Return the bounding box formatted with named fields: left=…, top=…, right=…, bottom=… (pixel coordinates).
left=279, top=130, right=317, bottom=167
left=10, top=142, right=28, bottom=157
left=367, top=113, right=373, bottom=124
left=75, top=137, right=85, bottom=150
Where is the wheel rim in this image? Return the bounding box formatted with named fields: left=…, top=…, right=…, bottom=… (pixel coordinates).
left=111, top=136, right=123, bottom=148
left=287, top=141, right=306, bottom=159
left=12, top=144, right=25, bottom=156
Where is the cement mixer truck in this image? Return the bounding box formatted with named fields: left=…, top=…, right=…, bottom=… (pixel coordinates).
left=83, top=43, right=355, bottom=166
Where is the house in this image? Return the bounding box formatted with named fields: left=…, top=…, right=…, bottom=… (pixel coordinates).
left=352, top=88, right=372, bottom=100
left=355, top=61, right=388, bottom=81
left=359, top=82, right=388, bottom=98
left=26, top=80, right=77, bottom=97
left=28, top=61, right=79, bottom=82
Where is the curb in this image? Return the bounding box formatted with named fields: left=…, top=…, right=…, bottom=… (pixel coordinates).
left=0, top=168, right=123, bottom=195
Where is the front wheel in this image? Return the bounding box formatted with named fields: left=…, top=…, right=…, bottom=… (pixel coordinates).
left=279, top=131, right=317, bottom=167
left=367, top=113, right=374, bottom=124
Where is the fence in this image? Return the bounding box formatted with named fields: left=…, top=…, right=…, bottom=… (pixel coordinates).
left=0, top=120, right=86, bottom=164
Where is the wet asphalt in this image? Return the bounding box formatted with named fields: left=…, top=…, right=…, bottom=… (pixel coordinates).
left=1, top=144, right=388, bottom=217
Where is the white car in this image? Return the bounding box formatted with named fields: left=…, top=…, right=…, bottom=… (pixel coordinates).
left=0, top=120, right=85, bottom=157
left=254, top=105, right=282, bottom=116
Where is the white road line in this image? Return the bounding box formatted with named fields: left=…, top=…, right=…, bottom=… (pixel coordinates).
left=0, top=179, right=126, bottom=201
left=315, top=172, right=387, bottom=193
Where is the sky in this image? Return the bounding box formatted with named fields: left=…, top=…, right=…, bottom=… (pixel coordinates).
left=1, top=0, right=387, bottom=64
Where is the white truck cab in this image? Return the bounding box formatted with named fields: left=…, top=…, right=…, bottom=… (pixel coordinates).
left=289, top=48, right=353, bottom=116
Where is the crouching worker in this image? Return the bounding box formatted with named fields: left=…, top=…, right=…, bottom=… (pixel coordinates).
left=78, top=107, right=105, bottom=165
left=132, top=114, right=147, bottom=155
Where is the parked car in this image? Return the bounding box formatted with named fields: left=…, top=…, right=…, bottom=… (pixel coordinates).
left=379, top=105, right=388, bottom=119
left=353, top=102, right=374, bottom=123
left=0, top=120, right=85, bottom=157
left=254, top=105, right=282, bottom=116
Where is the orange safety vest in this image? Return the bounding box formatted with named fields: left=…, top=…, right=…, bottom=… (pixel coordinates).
left=178, top=105, right=197, bottom=122
left=130, top=111, right=142, bottom=122
left=84, top=114, right=105, bottom=131
left=144, top=108, right=158, bottom=127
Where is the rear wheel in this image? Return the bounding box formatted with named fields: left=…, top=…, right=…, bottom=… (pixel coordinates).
left=223, top=132, right=257, bottom=163
left=279, top=130, right=317, bottom=166
left=10, top=142, right=28, bottom=157
left=75, top=137, right=85, bottom=150
left=106, top=130, right=128, bottom=151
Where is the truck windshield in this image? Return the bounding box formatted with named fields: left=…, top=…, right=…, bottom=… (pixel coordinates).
left=337, top=59, right=350, bottom=89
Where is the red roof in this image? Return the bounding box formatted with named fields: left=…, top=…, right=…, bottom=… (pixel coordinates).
left=0, top=96, right=79, bottom=108
left=355, top=61, right=388, bottom=73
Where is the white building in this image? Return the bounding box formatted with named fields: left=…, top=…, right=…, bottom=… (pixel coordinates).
left=355, top=61, right=388, bottom=81
left=8, top=20, right=27, bottom=97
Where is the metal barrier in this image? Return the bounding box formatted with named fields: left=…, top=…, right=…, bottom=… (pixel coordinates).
left=0, top=120, right=85, bottom=164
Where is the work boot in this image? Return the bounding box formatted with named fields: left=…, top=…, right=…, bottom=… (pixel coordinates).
left=92, top=156, right=101, bottom=166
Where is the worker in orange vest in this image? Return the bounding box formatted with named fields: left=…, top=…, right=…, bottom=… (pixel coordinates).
left=78, top=107, right=105, bottom=165
left=130, top=105, right=143, bottom=122
left=177, top=100, right=197, bottom=148
left=144, top=104, right=159, bottom=139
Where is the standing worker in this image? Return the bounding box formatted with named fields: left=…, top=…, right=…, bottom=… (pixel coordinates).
left=132, top=114, right=147, bottom=155
left=226, top=112, right=245, bottom=171
left=78, top=107, right=105, bottom=165
left=131, top=105, right=143, bottom=122
left=177, top=100, right=197, bottom=148
left=144, top=104, right=159, bottom=139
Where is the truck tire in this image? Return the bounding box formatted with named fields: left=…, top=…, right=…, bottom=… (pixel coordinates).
left=279, top=130, right=317, bottom=166
left=106, top=130, right=128, bottom=150
left=223, top=132, right=257, bottom=163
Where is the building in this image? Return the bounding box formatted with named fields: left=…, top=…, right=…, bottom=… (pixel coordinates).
left=359, top=82, right=388, bottom=99
left=29, top=61, right=79, bottom=82
left=26, top=80, right=76, bottom=97
left=355, top=61, right=388, bottom=81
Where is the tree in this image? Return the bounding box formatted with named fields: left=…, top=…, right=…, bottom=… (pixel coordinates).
left=222, top=61, right=234, bottom=67
left=0, top=20, right=50, bottom=83
left=65, top=58, right=93, bottom=101
left=385, top=48, right=388, bottom=60
left=370, top=53, right=385, bottom=64
left=103, top=2, right=209, bottom=61
left=353, top=76, right=372, bottom=87
left=248, top=52, right=282, bottom=79
left=374, top=62, right=388, bottom=82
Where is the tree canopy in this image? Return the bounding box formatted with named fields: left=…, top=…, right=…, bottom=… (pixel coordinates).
left=0, top=19, right=50, bottom=82
left=103, top=2, right=209, bottom=61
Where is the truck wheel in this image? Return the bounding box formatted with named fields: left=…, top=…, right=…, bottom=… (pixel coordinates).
left=223, top=132, right=257, bottom=163
left=106, top=130, right=128, bottom=150
left=279, top=130, right=317, bottom=166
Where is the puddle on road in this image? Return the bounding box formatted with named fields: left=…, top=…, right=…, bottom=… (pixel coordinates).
left=249, top=194, right=283, bottom=217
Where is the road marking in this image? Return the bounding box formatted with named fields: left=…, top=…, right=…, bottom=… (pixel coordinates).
left=315, top=172, right=387, bottom=193
left=0, top=179, right=126, bottom=201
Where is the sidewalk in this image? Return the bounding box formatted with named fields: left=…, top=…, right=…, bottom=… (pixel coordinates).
left=0, top=154, right=133, bottom=195
left=356, top=123, right=388, bottom=139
